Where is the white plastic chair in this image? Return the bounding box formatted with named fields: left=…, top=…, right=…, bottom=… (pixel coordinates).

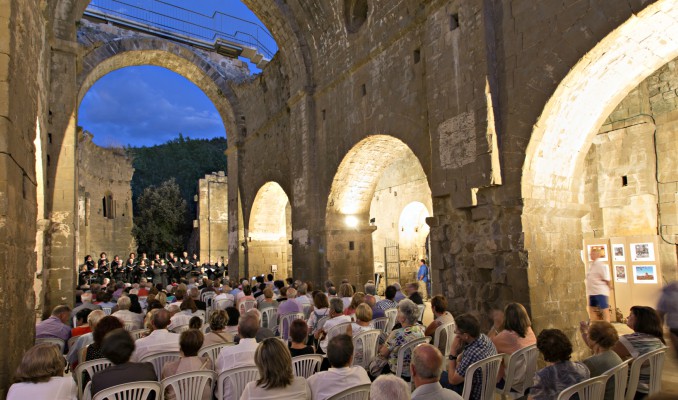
left=601, top=358, right=631, bottom=400
left=74, top=358, right=112, bottom=399
left=416, top=304, right=425, bottom=322
left=557, top=375, right=607, bottom=400
left=278, top=312, right=304, bottom=340
left=384, top=309, right=398, bottom=332
left=140, top=351, right=181, bottom=378
left=102, top=307, right=112, bottom=315
left=624, top=347, right=666, bottom=400
left=171, top=324, right=189, bottom=334
left=351, top=329, right=380, bottom=368
left=260, top=308, right=278, bottom=331
left=92, top=381, right=161, bottom=400
left=130, top=329, right=149, bottom=341
left=369, top=317, right=389, bottom=333
left=326, top=321, right=352, bottom=342
left=239, top=299, right=257, bottom=314
left=35, top=337, right=65, bottom=353
left=216, top=366, right=259, bottom=400
left=198, top=343, right=234, bottom=365
left=160, top=370, right=215, bottom=400
left=292, top=354, right=324, bottom=378
left=315, top=316, right=330, bottom=333
left=433, top=321, right=455, bottom=357
left=83, top=381, right=92, bottom=400
left=394, top=336, right=431, bottom=378
left=495, top=344, right=538, bottom=399
left=460, top=353, right=503, bottom=400
left=302, top=304, right=313, bottom=320
left=214, top=298, right=234, bottom=311
left=327, top=383, right=371, bottom=400
left=201, top=291, right=216, bottom=304
left=124, top=322, right=137, bottom=331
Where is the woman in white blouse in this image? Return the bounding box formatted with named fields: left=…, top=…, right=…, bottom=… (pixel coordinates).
left=7, top=343, right=77, bottom=400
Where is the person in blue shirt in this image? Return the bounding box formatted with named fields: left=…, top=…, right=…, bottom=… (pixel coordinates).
left=418, top=259, right=431, bottom=299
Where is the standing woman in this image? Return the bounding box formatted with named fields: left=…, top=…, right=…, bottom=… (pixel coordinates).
left=7, top=343, right=77, bottom=400
left=586, top=247, right=611, bottom=322
left=240, top=338, right=311, bottom=399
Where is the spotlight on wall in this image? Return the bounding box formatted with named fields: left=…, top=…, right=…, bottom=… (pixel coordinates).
left=345, top=216, right=359, bottom=228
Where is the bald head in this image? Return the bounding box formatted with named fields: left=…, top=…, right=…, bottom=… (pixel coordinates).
left=153, top=309, right=171, bottom=329
left=411, top=344, right=444, bottom=382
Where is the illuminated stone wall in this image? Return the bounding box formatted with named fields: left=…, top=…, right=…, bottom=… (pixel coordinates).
left=197, top=172, right=229, bottom=266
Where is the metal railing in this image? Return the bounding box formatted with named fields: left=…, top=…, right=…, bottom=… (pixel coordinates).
left=85, top=0, right=276, bottom=62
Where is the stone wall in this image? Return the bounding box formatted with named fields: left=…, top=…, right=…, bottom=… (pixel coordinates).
left=0, top=0, right=50, bottom=396
left=196, top=172, right=229, bottom=265
left=76, top=130, right=135, bottom=263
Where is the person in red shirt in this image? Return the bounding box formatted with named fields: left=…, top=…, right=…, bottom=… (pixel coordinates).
left=71, top=308, right=93, bottom=338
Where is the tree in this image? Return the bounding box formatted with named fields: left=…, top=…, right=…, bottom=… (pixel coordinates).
left=132, top=179, right=190, bottom=254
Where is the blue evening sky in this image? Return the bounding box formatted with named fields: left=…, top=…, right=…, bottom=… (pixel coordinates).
left=79, top=0, right=275, bottom=148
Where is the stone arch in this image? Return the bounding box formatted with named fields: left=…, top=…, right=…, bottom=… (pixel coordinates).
left=325, top=135, right=432, bottom=285
left=247, top=181, right=292, bottom=279
left=77, top=34, right=247, bottom=137
left=521, top=0, right=678, bottom=326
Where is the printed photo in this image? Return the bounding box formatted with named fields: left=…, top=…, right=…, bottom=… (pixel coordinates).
left=631, top=243, right=654, bottom=262
left=633, top=265, right=657, bottom=284
left=612, top=244, right=625, bottom=261
left=587, top=244, right=608, bottom=261
left=614, top=265, right=627, bottom=283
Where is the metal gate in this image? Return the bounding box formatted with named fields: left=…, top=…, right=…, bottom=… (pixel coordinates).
left=384, top=239, right=400, bottom=287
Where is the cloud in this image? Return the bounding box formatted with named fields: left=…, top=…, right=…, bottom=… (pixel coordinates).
left=78, top=67, right=226, bottom=147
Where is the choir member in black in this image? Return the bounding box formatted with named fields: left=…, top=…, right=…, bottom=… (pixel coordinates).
left=152, top=259, right=169, bottom=288
left=190, top=253, right=202, bottom=278
left=140, top=252, right=150, bottom=266
left=180, top=256, right=193, bottom=280
left=169, top=256, right=180, bottom=283
left=97, top=252, right=110, bottom=280
left=153, top=253, right=162, bottom=266
left=124, top=253, right=136, bottom=283
left=204, top=260, right=216, bottom=281
left=111, top=255, right=124, bottom=282
left=215, top=258, right=226, bottom=280
left=134, top=259, right=149, bottom=284
left=78, top=262, right=93, bottom=287
left=179, top=251, right=189, bottom=264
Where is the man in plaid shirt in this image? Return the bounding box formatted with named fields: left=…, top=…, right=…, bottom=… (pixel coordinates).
left=440, top=314, right=497, bottom=400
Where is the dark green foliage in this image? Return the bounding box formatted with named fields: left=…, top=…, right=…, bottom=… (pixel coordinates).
left=132, top=179, right=189, bottom=255
left=126, top=134, right=227, bottom=251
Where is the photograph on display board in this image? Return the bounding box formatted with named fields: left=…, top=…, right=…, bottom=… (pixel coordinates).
left=633, top=265, right=657, bottom=284
left=631, top=242, right=654, bottom=262
left=615, top=265, right=627, bottom=283
left=612, top=244, right=625, bottom=261
left=587, top=244, right=608, bottom=261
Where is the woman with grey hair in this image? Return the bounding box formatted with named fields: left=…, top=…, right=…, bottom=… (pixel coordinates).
left=374, top=299, right=425, bottom=379
left=370, top=374, right=411, bottom=400
left=315, top=297, right=352, bottom=354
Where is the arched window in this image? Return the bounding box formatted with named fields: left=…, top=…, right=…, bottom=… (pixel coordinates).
left=102, top=192, right=114, bottom=219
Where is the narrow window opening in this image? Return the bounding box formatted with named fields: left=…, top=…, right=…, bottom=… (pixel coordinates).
left=413, top=49, right=421, bottom=64
left=361, top=84, right=367, bottom=96
left=349, top=241, right=355, bottom=250
left=450, top=14, right=459, bottom=30
left=622, top=176, right=628, bottom=187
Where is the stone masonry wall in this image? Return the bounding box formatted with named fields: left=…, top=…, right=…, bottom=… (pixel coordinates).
left=76, top=130, right=135, bottom=264
left=197, top=172, right=229, bottom=265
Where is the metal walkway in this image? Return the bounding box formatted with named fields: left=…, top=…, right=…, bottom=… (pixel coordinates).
left=84, top=0, right=276, bottom=68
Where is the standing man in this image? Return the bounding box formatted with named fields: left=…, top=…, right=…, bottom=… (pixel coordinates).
left=418, top=259, right=431, bottom=299
left=586, top=247, right=611, bottom=322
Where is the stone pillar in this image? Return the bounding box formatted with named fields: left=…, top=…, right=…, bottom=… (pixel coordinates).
left=227, top=144, right=242, bottom=281
left=43, top=38, right=79, bottom=312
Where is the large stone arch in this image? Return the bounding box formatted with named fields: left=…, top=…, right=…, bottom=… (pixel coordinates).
left=247, top=181, right=292, bottom=279
left=522, top=0, right=678, bottom=328
left=325, top=135, right=432, bottom=286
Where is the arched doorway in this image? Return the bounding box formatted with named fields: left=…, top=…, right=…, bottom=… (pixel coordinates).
left=522, top=0, right=678, bottom=327
left=326, top=135, right=432, bottom=288
left=248, top=182, right=292, bottom=280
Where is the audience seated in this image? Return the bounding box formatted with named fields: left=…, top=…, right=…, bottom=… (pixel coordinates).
left=7, top=343, right=77, bottom=400
left=376, top=286, right=398, bottom=310
left=411, top=343, right=462, bottom=400
left=241, top=337, right=311, bottom=399
left=90, top=329, right=157, bottom=397
left=112, top=296, right=143, bottom=330
left=289, top=319, right=315, bottom=357
left=657, top=281, right=678, bottom=354
left=68, top=309, right=105, bottom=369
left=242, top=309, right=275, bottom=342
left=488, top=302, right=536, bottom=387
left=278, top=288, right=303, bottom=316
left=351, top=304, right=373, bottom=366
left=161, top=329, right=212, bottom=400
left=393, top=282, right=406, bottom=303
left=370, top=374, right=411, bottom=400
left=237, top=285, right=256, bottom=308
left=307, top=292, right=330, bottom=336
left=580, top=321, right=623, bottom=400
left=440, top=314, right=498, bottom=399
left=131, top=309, right=180, bottom=362
left=224, top=306, right=240, bottom=336
left=307, top=334, right=370, bottom=400
left=202, top=309, right=234, bottom=346
left=189, top=287, right=206, bottom=311
left=71, top=308, right=93, bottom=338
left=364, top=295, right=385, bottom=319
left=258, top=288, right=278, bottom=311
left=213, top=286, right=235, bottom=307
left=374, top=299, right=425, bottom=380
left=188, top=316, right=202, bottom=330
left=344, top=292, right=366, bottom=316
left=528, top=328, right=589, bottom=400
left=339, top=283, right=355, bottom=310
left=168, top=297, right=198, bottom=331
left=36, top=305, right=72, bottom=351
left=295, top=284, right=312, bottom=308
left=85, top=315, right=124, bottom=362
left=70, top=292, right=101, bottom=323
left=364, top=282, right=381, bottom=302
left=612, top=306, right=666, bottom=399
left=405, top=282, right=423, bottom=305
left=216, top=311, right=260, bottom=400
left=424, top=295, right=456, bottom=343
left=316, top=297, right=352, bottom=354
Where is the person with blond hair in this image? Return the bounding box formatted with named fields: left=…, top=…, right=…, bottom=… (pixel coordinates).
left=240, top=338, right=311, bottom=399
left=7, top=343, right=77, bottom=399
left=202, top=309, right=234, bottom=346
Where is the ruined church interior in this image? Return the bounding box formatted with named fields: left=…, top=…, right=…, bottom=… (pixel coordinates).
left=1, top=0, right=678, bottom=397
